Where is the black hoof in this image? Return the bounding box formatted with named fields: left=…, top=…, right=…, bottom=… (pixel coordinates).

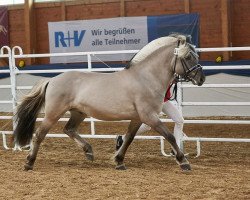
left=115, top=164, right=126, bottom=170
left=24, top=164, right=33, bottom=171
left=85, top=153, right=94, bottom=161
left=116, top=135, right=123, bottom=151
left=180, top=163, right=191, bottom=171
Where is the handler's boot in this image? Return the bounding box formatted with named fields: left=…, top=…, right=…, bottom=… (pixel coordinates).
left=115, top=135, right=123, bottom=151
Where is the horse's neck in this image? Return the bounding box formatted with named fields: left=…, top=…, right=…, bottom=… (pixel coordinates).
left=134, top=45, right=175, bottom=93
left=155, top=46, right=175, bottom=88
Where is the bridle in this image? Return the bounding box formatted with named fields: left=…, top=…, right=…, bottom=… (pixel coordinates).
left=165, top=40, right=203, bottom=101
left=172, top=41, right=202, bottom=83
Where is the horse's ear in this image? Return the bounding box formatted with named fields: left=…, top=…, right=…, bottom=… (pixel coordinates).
left=186, top=35, right=192, bottom=43
left=177, top=35, right=187, bottom=46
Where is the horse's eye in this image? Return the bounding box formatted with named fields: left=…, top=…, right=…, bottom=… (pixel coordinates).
left=185, top=54, right=191, bottom=60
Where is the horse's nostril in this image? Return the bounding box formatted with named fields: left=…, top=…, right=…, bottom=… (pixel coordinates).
left=202, top=76, right=206, bottom=82
left=199, top=76, right=205, bottom=85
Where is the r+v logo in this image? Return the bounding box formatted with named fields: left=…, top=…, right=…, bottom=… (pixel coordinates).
left=55, top=30, right=86, bottom=47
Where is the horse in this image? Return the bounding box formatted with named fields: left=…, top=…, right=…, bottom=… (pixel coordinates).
left=14, top=33, right=205, bottom=171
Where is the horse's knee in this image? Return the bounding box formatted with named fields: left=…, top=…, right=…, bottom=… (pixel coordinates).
left=63, top=127, right=75, bottom=137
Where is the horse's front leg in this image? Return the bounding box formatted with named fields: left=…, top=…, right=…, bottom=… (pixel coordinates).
left=141, top=113, right=191, bottom=171
left=114, top=120, right=142, bottom=170
left=154, top=120, right=191, bottom=170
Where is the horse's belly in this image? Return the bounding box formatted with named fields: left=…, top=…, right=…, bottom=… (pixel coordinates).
left=74, top=99, right=138, bottom=121
left=84, top=106, right=138, bottom=121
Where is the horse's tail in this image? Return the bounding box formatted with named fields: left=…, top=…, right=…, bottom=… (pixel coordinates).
left=14, top=79, right=50, bottom=146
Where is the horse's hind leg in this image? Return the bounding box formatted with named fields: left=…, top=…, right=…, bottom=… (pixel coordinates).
left=25, top=118, right=56, bottom=171
left=114, top=119, right=142, bottom=170
left=63, top=110, right=93, bottom=161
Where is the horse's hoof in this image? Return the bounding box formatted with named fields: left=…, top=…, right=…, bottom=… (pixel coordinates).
left=115, top=164, right=126, bottom=170
left=85, top=152, right=94, bottom=161
left=24, top=164, right=33, bottom=171
left=180, top=163, right=191, bottom=171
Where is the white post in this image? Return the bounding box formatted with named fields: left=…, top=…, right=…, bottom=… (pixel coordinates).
left=87, top=54, right=95, bottom=135
left=10, top=48, right=18, bottom=110
left=0, top=46, right=12, bottom=149
left=160, top=137, right=172, bottom=157
left=2, top=133, right=10, bottom=150
left=11, top=46, right=23, bottom=151
left=87, top=53, right=92, bottom=70
left=177, top=82, right=184, bottom=151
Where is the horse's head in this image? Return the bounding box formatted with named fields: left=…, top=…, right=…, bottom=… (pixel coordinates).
left=172, top=35, right=205, bottom=86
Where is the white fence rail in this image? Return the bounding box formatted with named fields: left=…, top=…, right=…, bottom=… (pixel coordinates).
left=0, top=46, right=250, bottom=156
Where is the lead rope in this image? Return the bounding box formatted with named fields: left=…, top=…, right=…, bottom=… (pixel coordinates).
left=92, top=54, right=113, bottom=68
left=165, top=80, right=178, bottom=101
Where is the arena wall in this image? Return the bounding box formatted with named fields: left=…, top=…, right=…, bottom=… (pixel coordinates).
left=3, top=0, right=250, bottom=64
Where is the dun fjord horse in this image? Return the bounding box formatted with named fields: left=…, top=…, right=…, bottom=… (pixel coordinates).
left=14, top=34, right=205, bottom=171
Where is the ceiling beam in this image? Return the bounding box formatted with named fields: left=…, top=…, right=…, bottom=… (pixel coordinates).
left=24, top=0, right=36, bottom=64
left=61, top=1, right=66, bottom=21
left=221, top=0, right=230, bottom=60
left=184, top=0, right=190, bottom=14
left=120, top=0, right=125, bottom=17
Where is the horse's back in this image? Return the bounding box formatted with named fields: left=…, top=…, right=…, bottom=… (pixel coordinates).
left=45, top=71, right=139, bottom=120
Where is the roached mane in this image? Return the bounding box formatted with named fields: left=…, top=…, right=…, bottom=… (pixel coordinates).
left=125, top=33, right=192, bottom=69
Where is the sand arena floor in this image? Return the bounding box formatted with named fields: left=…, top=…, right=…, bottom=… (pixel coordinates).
left=0, top=120, right=249, bottom=200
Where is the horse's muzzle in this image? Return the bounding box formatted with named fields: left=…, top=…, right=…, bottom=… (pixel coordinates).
left=197, top=72, right=206, bottom=86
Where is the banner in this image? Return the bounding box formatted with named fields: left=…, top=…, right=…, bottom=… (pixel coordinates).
left=48, top=13, right=199, bottom=64
left=49, top=17, right=148, bottom=63
left=0, top=7, right=9, bottom=48
left=148, top=13, right=199, bottom=47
